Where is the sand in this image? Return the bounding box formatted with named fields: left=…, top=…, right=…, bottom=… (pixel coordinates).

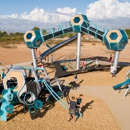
left=0, top=94, right=120, bottom=130
left=0, top=41, right=130, bottom=130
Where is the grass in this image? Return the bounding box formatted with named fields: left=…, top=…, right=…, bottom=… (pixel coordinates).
left=0, top=41, right=23, bottom=49
left=0, top=42, right=18, bottom=48
left=0, top=38, right=103, bottom=49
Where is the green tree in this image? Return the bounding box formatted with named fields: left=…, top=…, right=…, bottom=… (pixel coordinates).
left=32, top=26, right=40, bottom=30
left=10, top=32, right=14, bottom=37
left=125, top=29, right=130, bottom=39
left=42, top=29, right=48, bottom=35
left=15, top=32, right=21, bottom=36
left=1, top=31, right=8, bottom=37
left=66, top=33, right=75, bottom=38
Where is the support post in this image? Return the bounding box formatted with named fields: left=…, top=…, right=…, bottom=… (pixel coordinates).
left=76, top=33, right=81, bottom=70
left=31, top=49, right=37, bottom=68
left=55, top=77, right=62, bottom=92
left=113, top=51, right=120, bottom=72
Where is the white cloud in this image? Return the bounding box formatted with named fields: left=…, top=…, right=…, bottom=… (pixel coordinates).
left=19, top=7, right=75, bottom=24
left=86, top=0, right=130, bottom=19
left=56, top=7, right=76, bottom=15
left=0, top=7, right=76, bottom=32
left=90, top=17, right=130, bottom=29
left=20, top=8, right=46, bottom=22
left=0, top=13, right=18, bottom=19
left=0, top=1, right=130, bottom=33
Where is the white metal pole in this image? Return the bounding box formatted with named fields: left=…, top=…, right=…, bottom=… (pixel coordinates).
left=31, top=49, right=37, bottom=68
left=113, top=51, right=120, bottom=72
left=76, top=33, right=81, bottom=70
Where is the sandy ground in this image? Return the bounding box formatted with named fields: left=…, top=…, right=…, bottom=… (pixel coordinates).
left=0, top=41, right=130, bottom=130
left=0, top=94, right=120, bottom=130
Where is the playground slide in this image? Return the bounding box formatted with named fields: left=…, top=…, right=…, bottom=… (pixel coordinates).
left=40, top=34, right=77, bottom=60
left=113, top=79, right=130, bottom=90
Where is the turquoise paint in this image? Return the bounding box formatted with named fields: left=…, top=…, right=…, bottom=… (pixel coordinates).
left=26, top=33, right=32, bottom=39
left=74, top=17, right=80, bottom=23
left=24, top=14, right=128, bottom=51
left=0, top=89, right=14, bottom=121
left=110, top=33, right=118, bottom=40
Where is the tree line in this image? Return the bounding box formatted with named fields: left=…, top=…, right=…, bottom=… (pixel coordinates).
left=0, top=26, right=75, bottom=42
left=0, top=27, right=130, bottom=43
left=0, top=31, right=24, bottom=42
left=125, top=29, right=130, bottom=39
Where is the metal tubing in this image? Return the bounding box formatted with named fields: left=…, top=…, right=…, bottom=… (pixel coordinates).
left=31, top=49, right=37, bottom=68
left=113, top=51, right=120, bottom=72
left=55, top=77, right=62, bottom=92
left=76, top=33, right=81, bottom=70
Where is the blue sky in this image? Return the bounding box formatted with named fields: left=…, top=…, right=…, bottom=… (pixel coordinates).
left=0, top=0, right=130, bottom=33
left=0, top=0, right=96, bottom=15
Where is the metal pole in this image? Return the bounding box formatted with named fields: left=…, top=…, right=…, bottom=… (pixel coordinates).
left=76, top=33, right=81, bottom=70
left=31, top=49, right=37, bottom=68
left=55, top=77, right=62, bottom=92
left=126, top=70, right=130, bottom=79
left=113, top=51, right=120, bottom=72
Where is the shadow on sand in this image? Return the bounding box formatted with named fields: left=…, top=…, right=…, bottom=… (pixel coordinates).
left=81, top=100, right=94, bottom=117
left=8, top=96, right=56, bottom=121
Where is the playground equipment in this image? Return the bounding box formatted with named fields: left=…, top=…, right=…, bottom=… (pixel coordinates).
left=113, top=70, right=130, bottom=97
left=49, top=55, right=112, bottom=78
left=24, top=14, right=128, bottom=72
left=40, top=34, right=77, bottom=59
left=52, top=50, right=112, bottom=78
left=0, top=65, right=68, bottom=121
left=54, top=60, right=111, bottom=78
left=0, top=14, right=129, bottom=121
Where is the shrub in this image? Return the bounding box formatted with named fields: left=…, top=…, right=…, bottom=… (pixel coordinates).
left=0, top=42, right=18, bottom=48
